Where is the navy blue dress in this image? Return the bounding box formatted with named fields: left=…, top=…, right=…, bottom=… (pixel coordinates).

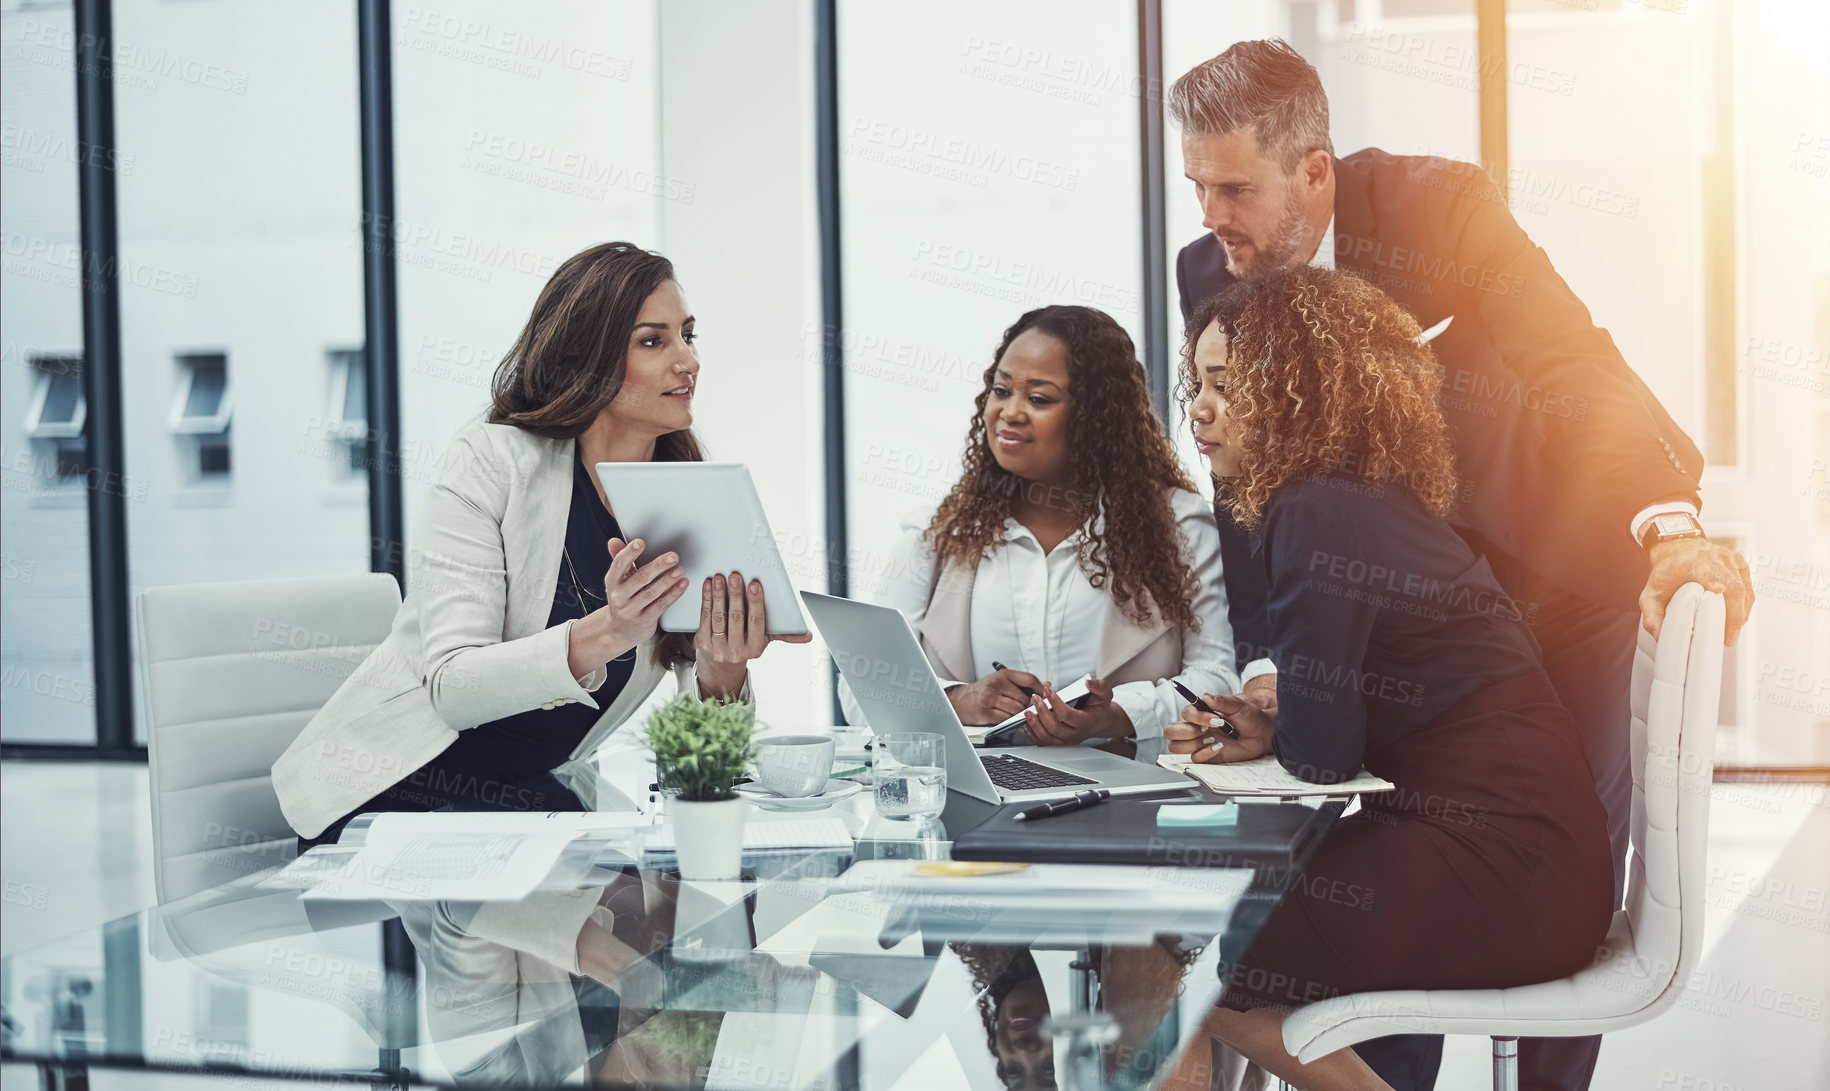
left=300, top=452, right=637, bottom=851
left=1218, top=475, right=1613, bottom=1010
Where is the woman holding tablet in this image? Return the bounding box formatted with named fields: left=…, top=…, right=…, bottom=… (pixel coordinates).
left=842, top=305, right=1236, bottom=743
left=1165, top=267, right=1612, bottom=1090
left=274, top=241, right=807, bottom=848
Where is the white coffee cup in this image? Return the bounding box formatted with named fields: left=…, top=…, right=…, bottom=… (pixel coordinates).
left=754, top=735, right=837, bottom=798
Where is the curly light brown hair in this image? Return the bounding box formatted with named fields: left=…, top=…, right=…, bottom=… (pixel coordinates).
left=1179, top=266, right=1460, bottom=528
left=926, top=306, right=1199, bottom=632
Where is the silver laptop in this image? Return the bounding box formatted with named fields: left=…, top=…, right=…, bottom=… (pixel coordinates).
left=800, top=592, right=1193, bottom=804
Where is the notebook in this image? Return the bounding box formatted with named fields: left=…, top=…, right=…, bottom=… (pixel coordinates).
left=950, top=796, right=1336, bottom=870
left=1156, top=754, right=1396, bottom=797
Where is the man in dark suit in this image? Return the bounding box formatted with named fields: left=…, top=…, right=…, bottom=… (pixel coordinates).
left=1169, top=40, right=1754, bottom=1091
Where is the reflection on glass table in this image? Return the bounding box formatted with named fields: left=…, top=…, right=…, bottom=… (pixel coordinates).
left=0, top=768, right=1342, bottom=1090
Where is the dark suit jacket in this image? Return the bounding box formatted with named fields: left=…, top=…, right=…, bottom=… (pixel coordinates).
left=1177, top=147, right=1701, bottom=660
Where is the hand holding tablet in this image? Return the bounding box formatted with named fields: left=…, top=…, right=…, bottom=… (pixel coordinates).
left=598, top=537, right=689, bottom=648
left=691, top=567, right=813, bottom=694
left=594, top=463, right=812, bottom=637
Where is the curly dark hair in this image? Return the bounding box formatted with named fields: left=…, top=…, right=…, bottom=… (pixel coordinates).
left=950, top=944, right=1042, bottom=1060
left=926, top=306, right=1199, bottom=632
left=1178, top=266, right=1459, bottom=529
left=950, top=941, right=1201, bottom=1064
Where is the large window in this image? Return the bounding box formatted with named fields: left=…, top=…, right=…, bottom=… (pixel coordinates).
left=391, top=1, right=826, bottom=727
left=1, top=0, right=98, bottom=744
left=838, top=0, right=1145, bottom=609
left=109, top=0, right=369, bottom=745
left=1505, top=0, right=1830, bottom=766
left=391, top=0, right=664, bottom=472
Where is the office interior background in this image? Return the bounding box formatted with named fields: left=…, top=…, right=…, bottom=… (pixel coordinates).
left=1, top=0, right=1825, bottom=1086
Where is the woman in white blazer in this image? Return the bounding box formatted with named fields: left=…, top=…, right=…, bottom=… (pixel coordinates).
left=274, top=242, right=807, bottom=845
left=841, top=305, right=1237, bottom=743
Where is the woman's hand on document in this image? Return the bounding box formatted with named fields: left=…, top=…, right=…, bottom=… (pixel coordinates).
left=1166, top=691, right=1274, bottom=764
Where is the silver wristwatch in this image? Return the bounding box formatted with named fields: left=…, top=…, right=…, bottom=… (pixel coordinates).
left=1638, top=511, right=1704, bottom=550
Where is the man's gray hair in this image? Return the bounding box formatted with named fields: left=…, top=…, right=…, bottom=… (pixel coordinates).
left=1168, top=39, right=1333, bottom=172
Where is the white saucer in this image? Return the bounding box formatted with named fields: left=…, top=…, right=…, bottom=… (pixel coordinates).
left=735, top=779, right=863, bottom=811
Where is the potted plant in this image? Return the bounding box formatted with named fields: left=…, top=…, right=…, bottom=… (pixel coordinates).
left=645, top=694, right=756, bottom=881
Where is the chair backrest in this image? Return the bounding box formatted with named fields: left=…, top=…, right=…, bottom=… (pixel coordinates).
left=1621, top=582, right=1725, bottom=1009
left=137, top=573, right=401, bottom=902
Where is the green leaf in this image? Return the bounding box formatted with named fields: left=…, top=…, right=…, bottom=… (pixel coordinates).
left=644, top=693, right=758, bottom=802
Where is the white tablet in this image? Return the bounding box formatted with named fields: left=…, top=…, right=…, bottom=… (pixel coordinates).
left=594, top=462, right=810, bottom=636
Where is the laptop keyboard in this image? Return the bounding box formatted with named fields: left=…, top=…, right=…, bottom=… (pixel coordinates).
left=980, top=753, right=1098, bottom=792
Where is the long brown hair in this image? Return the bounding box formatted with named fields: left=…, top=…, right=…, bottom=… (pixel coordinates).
left=489, top=241, right=701, bottom=667
left=1179, top=265, right=1459, bottom=528
left=926, top=306, right=1199, bottom=632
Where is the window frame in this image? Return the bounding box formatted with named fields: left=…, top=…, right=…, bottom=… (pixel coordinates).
left=167, top=352, right=234, bottom=436
left=23, top=355, right=88, bottom=441
left=325, top=348, right=368, bottom=442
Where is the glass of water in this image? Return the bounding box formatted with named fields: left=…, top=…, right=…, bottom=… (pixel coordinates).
left=873, top=732, right=946, bottom=821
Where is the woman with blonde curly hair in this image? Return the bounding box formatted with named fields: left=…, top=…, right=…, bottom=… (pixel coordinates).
left=840, top=305, right=1236, bottom=743
left=1165, top=267, right=1613, bottom=1090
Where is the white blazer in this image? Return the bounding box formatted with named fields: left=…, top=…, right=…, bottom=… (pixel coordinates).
left=272, top=420, right=745, bottom=839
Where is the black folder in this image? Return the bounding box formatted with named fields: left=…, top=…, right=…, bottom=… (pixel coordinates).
left=950, top=797, right=1337, bottom=871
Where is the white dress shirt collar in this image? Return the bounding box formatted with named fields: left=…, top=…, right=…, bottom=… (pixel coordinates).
left=1310, top=212, right=1336, bottom=270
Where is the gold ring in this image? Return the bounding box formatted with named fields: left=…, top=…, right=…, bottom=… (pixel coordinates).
left=711, top=626, right=726, bottom=636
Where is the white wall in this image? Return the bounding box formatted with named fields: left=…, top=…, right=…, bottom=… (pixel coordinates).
left=836, top=0, right=1145, bottom=651
left=656, top=0, right=824, bottom=727
left=391, top=0, right=664, bottom=503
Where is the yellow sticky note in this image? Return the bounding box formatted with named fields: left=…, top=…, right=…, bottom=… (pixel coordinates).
left=913, top=861, right=1031, bottom=877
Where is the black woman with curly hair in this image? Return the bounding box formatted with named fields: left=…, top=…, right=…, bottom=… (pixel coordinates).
left=1160, top=266, right=1612, bottom=1090
left=839, top=305, right=1237, bottom=743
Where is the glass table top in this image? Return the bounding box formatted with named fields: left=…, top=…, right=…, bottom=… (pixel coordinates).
left=1, top=748, right=1343, bottom=1090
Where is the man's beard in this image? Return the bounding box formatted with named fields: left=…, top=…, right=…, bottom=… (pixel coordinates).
left=1224, top=183, right=1314, bottom=278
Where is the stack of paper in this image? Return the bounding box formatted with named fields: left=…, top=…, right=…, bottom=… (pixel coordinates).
left=1157, top=754, right=1395, bottom=797
left=263, top=811, right=649, bottom=902
left=642, top=814, right=853, bottom=861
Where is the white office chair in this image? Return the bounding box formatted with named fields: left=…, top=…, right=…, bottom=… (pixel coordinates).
left=1279, top=583, right=1726, bottom=1091
left=137, top=573, right=401, bottom=903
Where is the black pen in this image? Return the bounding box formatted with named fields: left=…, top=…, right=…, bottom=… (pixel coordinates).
left=991, top=660, right=1040, bottom=700
left=1013, top=788, right=1110, bottom=822
left=1172, top=680, right=1241, bottom=739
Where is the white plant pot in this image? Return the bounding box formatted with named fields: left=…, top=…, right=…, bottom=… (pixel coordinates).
left=670, top=795, right=749, bottom=881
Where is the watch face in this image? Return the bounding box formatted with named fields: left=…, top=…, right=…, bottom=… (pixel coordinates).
left=1654, top=513, right=1699, bottom=536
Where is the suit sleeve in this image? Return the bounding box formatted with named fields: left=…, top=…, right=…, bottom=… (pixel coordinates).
left=413, top=427, right=610, bottom=730
left=1447, top=172, right=1701, bottom=518
left=1175, top=245, right=1193, bottom=323
left=1261, top=498, right=1377, bottom=785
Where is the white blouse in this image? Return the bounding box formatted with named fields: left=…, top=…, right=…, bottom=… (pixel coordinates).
left=841, top=487, right=1237, bottom=739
